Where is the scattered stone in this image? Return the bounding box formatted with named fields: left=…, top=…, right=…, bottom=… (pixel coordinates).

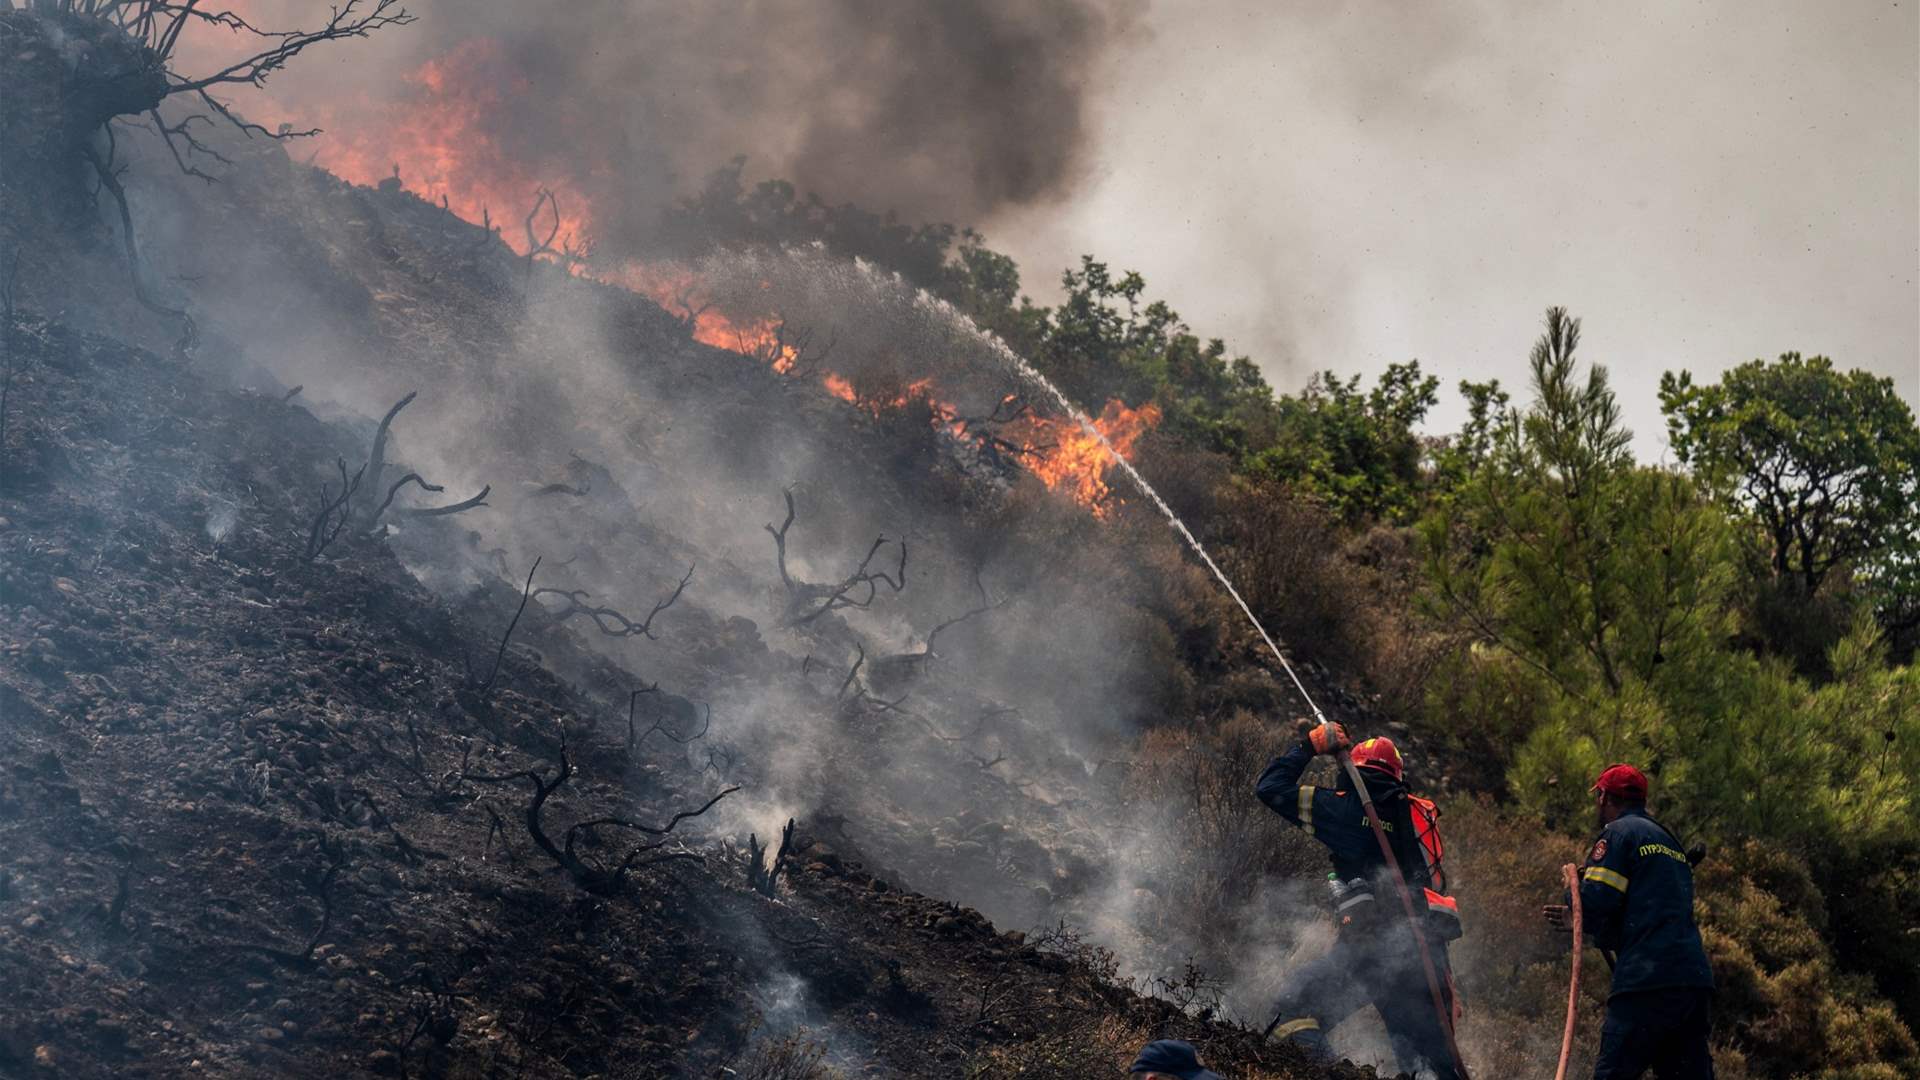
left=257, top=1026, right=283, bottom=1042
left=93, top=1018, right=128, bottom=1046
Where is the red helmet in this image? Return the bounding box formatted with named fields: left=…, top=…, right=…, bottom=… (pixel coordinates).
left=1591, top=764, right=1648, bottom=801
left=1351, top=736, right=1403, bottom=781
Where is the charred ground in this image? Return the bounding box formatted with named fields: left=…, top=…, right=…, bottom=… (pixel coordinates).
left=0, top=311, right=1375, bottom=1077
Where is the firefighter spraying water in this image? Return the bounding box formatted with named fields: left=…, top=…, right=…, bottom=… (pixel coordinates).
left=1256, top=724, right=1465, bottom=1079
left=931, top=284, right=1473, bottom=1077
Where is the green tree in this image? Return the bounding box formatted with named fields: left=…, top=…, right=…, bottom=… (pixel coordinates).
left=1659, top=354, right=1920, bottom=601
left=1429, top=377, right=1511, bottom=496
left=1420, top=309, right=1739, bottom=822
left=1246, top=361, right=1440, bottom=524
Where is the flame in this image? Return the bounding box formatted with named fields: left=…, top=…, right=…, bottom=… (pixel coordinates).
left=1005, top=400, right=1162, bottom=514
left=227, top=36, right=1158, bottom=516
left=244, top=38, right=594, bottom=254
left=612, top=264, right=803, bottom=372
left=608, top=266, right=1158, bottom=514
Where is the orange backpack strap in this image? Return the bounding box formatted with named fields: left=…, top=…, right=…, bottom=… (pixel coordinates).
left=1410, top=795, right=1448, bottom=894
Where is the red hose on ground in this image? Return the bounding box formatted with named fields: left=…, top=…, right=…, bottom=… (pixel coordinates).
left=1555, top=862, right=1584, bottom=1080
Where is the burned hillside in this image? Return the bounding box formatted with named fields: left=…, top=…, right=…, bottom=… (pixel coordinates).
left=0, top=308, right=1382, bottom=1078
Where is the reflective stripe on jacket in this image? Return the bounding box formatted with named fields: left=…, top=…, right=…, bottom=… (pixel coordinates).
left=1572, top=808, right=1714, bottom=997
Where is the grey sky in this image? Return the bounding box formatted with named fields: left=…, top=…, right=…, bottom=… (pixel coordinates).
left=986, top=0, right=1919, bottom=454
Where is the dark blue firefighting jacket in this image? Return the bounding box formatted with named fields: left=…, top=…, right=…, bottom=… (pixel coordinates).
left=1255, top=742, right=1429, bottom=891
left=1572, top=808, right=1714, bottom=998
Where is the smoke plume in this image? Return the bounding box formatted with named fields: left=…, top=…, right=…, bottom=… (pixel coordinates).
left=193, top=0, right=1143, bottom=255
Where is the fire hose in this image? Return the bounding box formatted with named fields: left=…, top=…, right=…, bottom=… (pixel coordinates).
left=1319, top=716, right=1472, bottom=1080
left=1555, top=862, right=1584, bottom=1080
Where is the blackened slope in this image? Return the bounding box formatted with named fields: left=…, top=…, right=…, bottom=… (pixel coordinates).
left=0, top=318, right=1349, bottom=1078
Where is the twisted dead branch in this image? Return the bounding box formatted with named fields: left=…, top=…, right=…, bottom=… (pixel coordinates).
left=531, top=565, right=694, bottom=640
left=627, top=686, right=711, bottom=755
left=463, top=737, right=737, bottom=895
left=355, top=391, right=489, bottom=530
left=764, top=487, right=906, bottom=626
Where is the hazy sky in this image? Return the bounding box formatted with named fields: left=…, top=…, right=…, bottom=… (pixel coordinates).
left=986, top=0, right=1919, bottom=454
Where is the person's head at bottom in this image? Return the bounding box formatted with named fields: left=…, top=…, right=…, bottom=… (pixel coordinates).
left=1129, top=1039, right=1224, bottom=1080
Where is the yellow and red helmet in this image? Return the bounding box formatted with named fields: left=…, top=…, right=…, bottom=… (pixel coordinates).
left=1351, top=736, right=1403, bottom=781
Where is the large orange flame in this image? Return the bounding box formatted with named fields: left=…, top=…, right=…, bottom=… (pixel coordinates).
left=1005, top=400, right=1162, bottom=513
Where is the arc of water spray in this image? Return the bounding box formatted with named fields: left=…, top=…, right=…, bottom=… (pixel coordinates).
left=920, top=288, right=1471, bottom=1078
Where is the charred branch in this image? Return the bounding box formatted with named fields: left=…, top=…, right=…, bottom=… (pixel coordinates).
left=481, top=802, right=517, bottom=864
left=837, top=644, right=866, bottom=700
left=101, top=866, right=133, bottom=940
left=148, top=107, right=228, bottom=183
left=224, top=831, right=347, bottom=968
left=764, top=488, right=907, bottom=627
left=338, top=391, right=487, bottom=531
left=531, top=564, right=693, bottom=640
left=367, top=473, right=443, bottom=526
left=398, top=965, right=466, bottom=1068
left=746, top=818, right=796, bottom=897
left=521, top=187, right=588, bottom=284
left=305, top=457, right=365, bottom=561
left=80, top=140, right=196, bottom=350
left=470, top=557, right=540, bottom=699
left=523, top=188, right=561, bottom=260
left=400, top=485, right=489, bottom=517
left=53, top=2, right=410, bottom=190
left=361, top=390, right=416, bottom=500
left=666, top=283, right=713, bottom=331
left=765, top=486, right=800, bottom=591
left=628, top=687, right=712, bottom=754
left=739, top=319, right=835, bottom=381
left=909, top=573, right=1005, bottom=663
left=464, top=738, right=736, bottom=894
left=145, top=1, right=417, bottom=98
left=955, top=396, right=1052, bottom=458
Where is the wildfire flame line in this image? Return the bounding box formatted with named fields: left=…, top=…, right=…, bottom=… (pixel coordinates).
left=612, top=267, right=1157, bottom=515
left=235, top=35, right=1157, bottom=515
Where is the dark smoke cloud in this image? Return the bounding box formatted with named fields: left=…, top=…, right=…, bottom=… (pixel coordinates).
left=219, top=0, right=1143, bottom=250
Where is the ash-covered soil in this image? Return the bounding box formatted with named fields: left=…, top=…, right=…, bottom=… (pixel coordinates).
left=0, top=316, right=1370, bottom=1077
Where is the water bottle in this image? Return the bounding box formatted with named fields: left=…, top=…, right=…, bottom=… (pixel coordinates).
left=1325, top=872, right=1348, bottom=907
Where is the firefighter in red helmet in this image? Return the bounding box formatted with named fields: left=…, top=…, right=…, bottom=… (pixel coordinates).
left=1256, top=722, right=1463, bottom=1080
left=1544, top=764, right=1715, bottom=1079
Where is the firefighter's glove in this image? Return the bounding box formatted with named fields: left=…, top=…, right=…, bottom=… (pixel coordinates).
left=1303, top=721, right=1349, bottom=756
